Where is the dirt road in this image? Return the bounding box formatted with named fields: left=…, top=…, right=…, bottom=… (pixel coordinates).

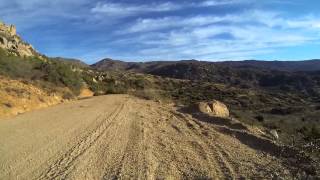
left=0, top=95, right=291, bottom=179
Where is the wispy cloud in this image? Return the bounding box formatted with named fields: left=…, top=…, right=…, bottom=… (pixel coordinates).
left=91, top=2, right=180, bottom=17
left=200, top=0, right=241, bottom=7
left=0, top=0, right=91, bottom=31
left=120, top=24, right=314, bottom=59
left=121, top=15, right=239, bottom=34
left=91, top=0, right=241, bottom=17
left=286, top=18, right=320, bottom=29
left=122, top=10, right=320, bottom=34
left=110, top=9, right=320, bottom=60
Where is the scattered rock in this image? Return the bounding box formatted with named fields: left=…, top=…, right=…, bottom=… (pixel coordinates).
left=269, top=129, right=279, bottom=140
left=254, top=127, right=266, bottom=136
left=92, top=78, right=98, bottom=83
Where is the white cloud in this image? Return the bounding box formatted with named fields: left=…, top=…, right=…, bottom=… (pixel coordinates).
left=122, top=15, right=240, bottom=34
left=200, top=0, right=241, bottom=7
left=286, top=19, right=320, bottom=29
left=91, top=2, right=181, bottom=16
left=121, top=9, right=320, bottom=34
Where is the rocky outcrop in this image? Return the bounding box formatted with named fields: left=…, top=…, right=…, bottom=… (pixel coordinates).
left=198, top=100, right=230, bottom=118
left=0, top=21, right=39, bottom=57
left=0, top=23, right=16, bottom=36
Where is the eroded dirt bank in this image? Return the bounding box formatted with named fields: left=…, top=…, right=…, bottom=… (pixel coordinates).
left=0, top=95, right=292, bottom=179
left=0, top=76, right=65, bottom=118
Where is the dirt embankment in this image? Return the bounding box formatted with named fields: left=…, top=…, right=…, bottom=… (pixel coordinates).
left=1, top=94, right=310, bottom=179
left=0, top=76, right=66, bottom=118
left=0, top=76, right=94, bottom=119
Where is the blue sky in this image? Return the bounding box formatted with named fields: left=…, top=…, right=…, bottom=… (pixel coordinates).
left=0, top=0, right=319, bottom=63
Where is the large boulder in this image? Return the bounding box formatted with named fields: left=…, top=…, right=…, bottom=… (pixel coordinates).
left=198, top=100, right=229, bottom=118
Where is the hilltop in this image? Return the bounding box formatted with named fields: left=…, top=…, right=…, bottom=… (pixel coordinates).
left=92, top=58, right=320, bottom=72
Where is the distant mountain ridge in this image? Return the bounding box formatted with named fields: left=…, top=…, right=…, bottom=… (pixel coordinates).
left=91, top=58, right=141, bottom=71
left=218, top=59, right=320, bottom=72
left=91, top=58, right=320, bottom=73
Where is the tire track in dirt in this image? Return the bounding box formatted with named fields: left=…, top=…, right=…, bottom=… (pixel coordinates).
left=39, top=102, right=126, bottom=180
left=171, top=111, right=237, bottom=179
left=170, top=113, right=221, bottom=177
left=102, top=102, right=148, bottom=180
left=212, top=145, right=236, bottom=180
left=64, top=99, right=132, bottom=179
left=102, top=123, right=142, bottom=179
left=100, top=115, right=132, bottom=179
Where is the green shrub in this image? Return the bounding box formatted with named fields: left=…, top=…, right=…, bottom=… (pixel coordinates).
left=132, top=78, right=146, bottom=89
left=0, top=49, right=83, bottom=95
left=0, top=49, right=42, bottom=78
left=40, top=61, right=82, bottom=95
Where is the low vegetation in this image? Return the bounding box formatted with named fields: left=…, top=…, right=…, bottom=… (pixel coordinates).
left=0, top=48, right=84, bottom=96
